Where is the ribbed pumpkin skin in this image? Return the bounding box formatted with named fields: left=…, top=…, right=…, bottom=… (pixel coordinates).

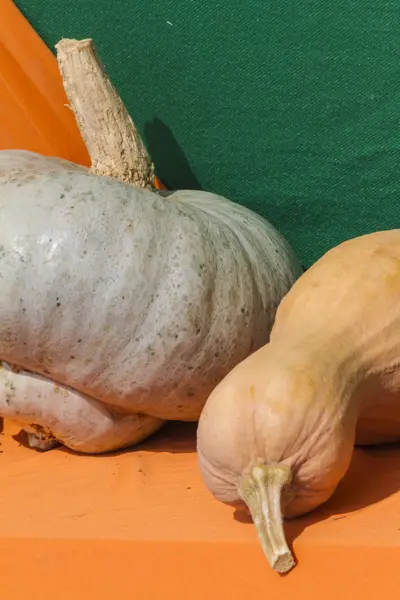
left=0, top=150, right=301, bottom=431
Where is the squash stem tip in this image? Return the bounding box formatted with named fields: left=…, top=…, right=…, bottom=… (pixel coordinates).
left=55, top=38, right=155, bottom=189
left=238, top=464, right=295, bottom=574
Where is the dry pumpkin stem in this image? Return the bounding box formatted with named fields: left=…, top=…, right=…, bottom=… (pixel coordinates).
left=55, top=38, right=155, bottom=189
left=238, top=464, right=295, bottom=574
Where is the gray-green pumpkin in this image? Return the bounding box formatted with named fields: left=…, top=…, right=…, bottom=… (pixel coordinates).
left=0, top=39, right=301, bottom=453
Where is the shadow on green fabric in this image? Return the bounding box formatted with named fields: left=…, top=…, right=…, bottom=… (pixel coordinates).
left=144, top=118, right=203, bottom=191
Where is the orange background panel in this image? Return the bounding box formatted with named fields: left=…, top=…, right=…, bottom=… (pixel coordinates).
left=0, top=0, right=89, bottom=163
left=1, top=1, right=400, bottom=598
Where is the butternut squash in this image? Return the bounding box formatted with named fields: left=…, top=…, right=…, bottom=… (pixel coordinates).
left=0, top=38, right=301, bottom=453
left=197, top=230, right=400, bottom=573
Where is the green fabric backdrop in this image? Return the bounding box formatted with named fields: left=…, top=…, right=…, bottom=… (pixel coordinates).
left=15, top=0, right=400, bottom=266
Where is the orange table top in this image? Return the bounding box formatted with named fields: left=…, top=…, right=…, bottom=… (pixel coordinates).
left=1, top=418, right=400, bottom=600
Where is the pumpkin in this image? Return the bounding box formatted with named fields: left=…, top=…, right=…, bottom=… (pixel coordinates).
left=0, top=38, right=302, bottom=453
left=197, top=229, right=400, bottom=574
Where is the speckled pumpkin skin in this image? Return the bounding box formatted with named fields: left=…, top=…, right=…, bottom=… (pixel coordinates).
left=0, top=150, right=301, bottom=423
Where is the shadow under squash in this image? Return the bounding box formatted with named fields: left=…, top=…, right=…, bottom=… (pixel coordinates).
left=13, top=420, right=198, bottom=457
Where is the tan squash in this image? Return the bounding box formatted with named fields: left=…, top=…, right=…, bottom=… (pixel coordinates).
left=197, top=229, right=400, bottom=573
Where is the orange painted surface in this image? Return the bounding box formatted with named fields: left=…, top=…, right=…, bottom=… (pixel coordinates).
left=1, top=1, right=400, bottom=598
left=1, top=419, right=400, bottom=599
left=0, top=0, right=89, bottom=164
left=154, top=174, right=168, bottom=190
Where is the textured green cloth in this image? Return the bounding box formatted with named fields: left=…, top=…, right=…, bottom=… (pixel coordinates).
left=15, top=0, right=400, bottom=266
